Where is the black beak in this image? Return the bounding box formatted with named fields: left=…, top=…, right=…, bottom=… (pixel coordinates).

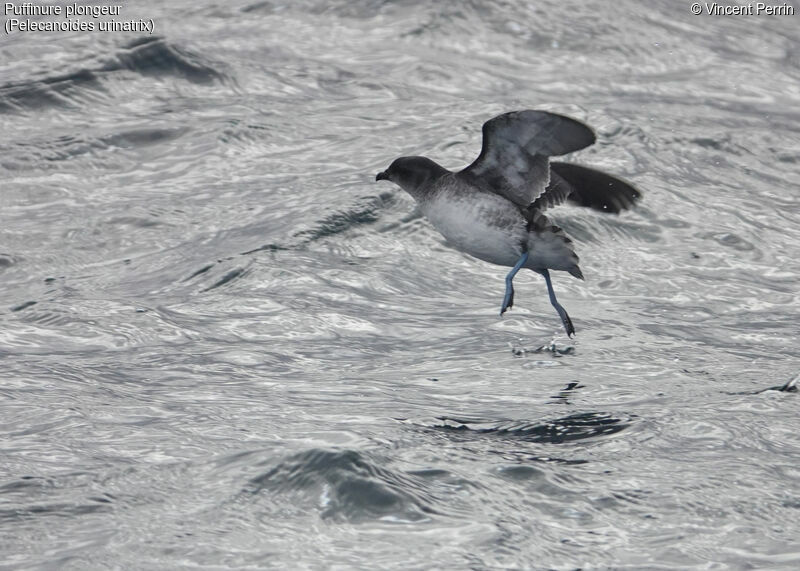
left=375, top=171, right=388, bottom=182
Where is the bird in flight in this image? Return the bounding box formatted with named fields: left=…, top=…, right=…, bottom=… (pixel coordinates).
left=376, top=110, right=640, bottom=336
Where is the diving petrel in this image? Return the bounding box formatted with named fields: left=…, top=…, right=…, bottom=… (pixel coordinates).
left=376, top=110, right=640, bottom=336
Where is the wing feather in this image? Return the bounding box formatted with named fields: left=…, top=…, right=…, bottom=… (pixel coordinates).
left=530, top=162, right=642, bottom=214
left=457, top=110, right=596, bottom=209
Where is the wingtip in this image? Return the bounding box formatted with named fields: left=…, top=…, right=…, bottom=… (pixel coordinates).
left=551, top=162, right=642, bottom=214
left=484, top=110, right=597, bottom=157
left=526, top=109, right=597, bottom=152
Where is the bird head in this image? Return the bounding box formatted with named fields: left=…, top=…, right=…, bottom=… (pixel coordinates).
left=375, top=156, right=449, bottom=198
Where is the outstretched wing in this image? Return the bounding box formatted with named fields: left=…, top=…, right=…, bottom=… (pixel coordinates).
left=457, top=110, right=596, bottom=209
left=529, top=162, right=642, bottom=214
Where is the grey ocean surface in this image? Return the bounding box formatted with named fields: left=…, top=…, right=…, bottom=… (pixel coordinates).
left=1, top=1, right=799, bottom=568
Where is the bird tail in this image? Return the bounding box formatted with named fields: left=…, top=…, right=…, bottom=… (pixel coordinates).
left=526, top=212, right=583, bottom=279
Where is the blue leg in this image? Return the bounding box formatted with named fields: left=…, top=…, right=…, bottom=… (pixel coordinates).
left=540, top=269, right=575, bottom=337
left=500, top=252, right=529, bottom=315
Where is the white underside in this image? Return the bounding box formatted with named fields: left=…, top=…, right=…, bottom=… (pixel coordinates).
left=422, top=193, right=527, bottom=268
left=421, top=192, right=579, bottom=272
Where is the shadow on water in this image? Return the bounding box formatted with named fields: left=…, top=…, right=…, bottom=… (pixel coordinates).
left=398, top=405, right=633, bottom=466
left=429, top=412, right=632, bottom=445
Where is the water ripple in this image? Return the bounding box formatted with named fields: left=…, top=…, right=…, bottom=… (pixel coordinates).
left=246, top=448, right=440, bottom=523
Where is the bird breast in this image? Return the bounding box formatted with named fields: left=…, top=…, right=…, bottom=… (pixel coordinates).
left=421, top=191, right=527, bottom=268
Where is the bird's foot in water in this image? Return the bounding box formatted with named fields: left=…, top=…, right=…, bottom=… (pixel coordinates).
left=556, top=307, right=575, bottom=337
left=501, top=252, right=528, bottom=315
left=500, top=288, right=514, bottom=315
